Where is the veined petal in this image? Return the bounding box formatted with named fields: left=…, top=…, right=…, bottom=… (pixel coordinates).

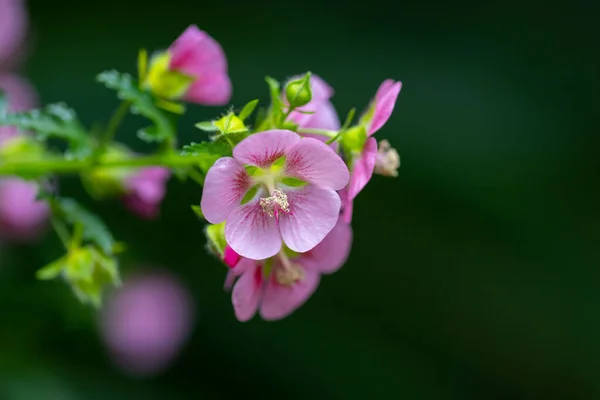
left=369, top=80, right=402, bottom=136
left=233, top=130, right=300, bottom=168
left=347, top=138, right=377, bottom=200
left=232, top=264, right=263, bottom=322
left=278, top=185, right=340, bottom=253
left=339, top=188, right=354, bottom=224
left=284, top=138, right=349, bottom=190
left=224, top=257, right=255, bottom=291
left=301, top=218, right=352, bottom=274
left=259, top=266, right=320, bottom=321
left=225, top=194, right=282, bottom=260
left=201, top=157, right=251, bottom=224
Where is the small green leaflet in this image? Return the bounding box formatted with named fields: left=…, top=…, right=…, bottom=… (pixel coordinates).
left=97, top=70, right=175, bottom=143
left=238, top=99, right=259, bottom=121
left=54, top=198, right=116, bottom=255
left=180, top=141, right=231, bottom=173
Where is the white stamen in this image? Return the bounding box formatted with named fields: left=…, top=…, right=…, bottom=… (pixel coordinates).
left=260, top=189, right=290, bottom=218
left=275, top=251, right=304, bottom=286
left=374, top=139, right=400, bottom=177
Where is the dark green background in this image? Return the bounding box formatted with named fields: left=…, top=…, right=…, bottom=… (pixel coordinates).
left=1, top=0, right=599, bottom=398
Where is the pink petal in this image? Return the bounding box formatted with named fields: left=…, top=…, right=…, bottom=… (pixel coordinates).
left=0, top=178, right=49, bottom=241
left=284, top=138, right=349, bottom=190
left=201, top=157, right=251, bottom=224
left=232, top=264, right=263, bottom=322
left=292, top=99, right=341, bottom=133
left=224, top=257, right=255, bottom=291
left=223, top=245, right=241, bottom=268
left=183, top=71, right=232, bottom=106
left=347, top=138, right=377, bottom=200
left=0, top=74, right=37, bottom=140
left=122, top=167, right=170, bottom=220
left=169, top=25, right=227, bottom=75
left=225, top=194, right=282, bottom=260
left=339, top=188, right=354, bottom=224
left=278, top=185, right=341, bottom=253
left=0, top=0, right=27, bottom=68
left=301, top=218, right=353, bottom=274
left=233, top=130, right=300, bottom=168
left=259, top=265, right=320, bottom=321
left=369, top=80, right=402, bottom=136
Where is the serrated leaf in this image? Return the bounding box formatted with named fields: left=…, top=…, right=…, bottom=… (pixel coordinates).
left=238, top=99, right=259, bottom=121
left=195, top=121, right=218, bottom=132
left=55, top=198, right=115, bottom=255
left=180, top=141, right=231, bottom=173
left=97, top=70, right=175, bottom=143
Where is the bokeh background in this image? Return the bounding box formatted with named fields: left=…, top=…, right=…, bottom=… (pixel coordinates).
left=1, top=0, right=599, bottom=398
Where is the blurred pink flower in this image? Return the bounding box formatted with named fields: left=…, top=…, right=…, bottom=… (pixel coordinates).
left=0, top=0, right=27, bottom=69
left=201, top=130, right=349, bottom=260
left=168, top=25, right=232, bottom=106
left=225, top=218, right=352, bottom=321
left=99, top=270, right=194, bottom=377
left=0, top=73, right=37, bottom=141
left=121, top=167, right=171, bottom=220
left=0, top=178, right=49, bottom=242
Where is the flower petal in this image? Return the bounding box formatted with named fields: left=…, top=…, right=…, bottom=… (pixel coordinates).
left=224, top=257, right=254, bottom=291
left=232, top=264, right=263, bottom=322
left=0, top=74, right=37, bottom=141
left=169, top=25, right=227, bottom=75
left=0, top=178, right=49, bottom=241
left=339, top=188, right=354, bottom=224
left=369, top=80, right=402, bottom=136
left=284, top=138, right=349, bottom=190
left=301, top=218, right=353, bottom=274
left=233, top=130, right=300, bottom=168
left=201, top=157, right=251, bottom=224
left=278, top=185, right=341, bottom=253
left=183, top=72, right=232, bottom=106
left=259, top=266, right=320, bottom=321
left=0, top=0, right=27, bottom=68
left=225, top=195, right=282, bottom=260
left=347, top=138, right=377, bottom=200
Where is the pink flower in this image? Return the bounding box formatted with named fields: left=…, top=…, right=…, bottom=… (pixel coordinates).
left=0, top=0, right=27, bottom=68
left=99, top=271, right=194, bottom=377
left=167, top=25, right=232, bottom=106
left=0, top=74, right=37, bottom=141
left=223, top=244, right=241, bottom=268
left=0, top=178, right=49, bottom=242
left=201, top=130, right=349, bottom=260
left=226, top=218, right=352, bottom=321
left=121, top=167, right=171, bottom=220
left=287, top=74, right=340, bottom=132
left=342, top=80, right=401, bottom=222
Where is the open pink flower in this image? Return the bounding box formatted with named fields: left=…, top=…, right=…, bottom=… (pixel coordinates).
left=0, top=74, right=37, bottom=141
left=226, top=218, right=352, bottom=321
left=0, top=0, right=27, bottom=69
left=99, top=270, right=194, bottom=377
left=0, top=178, right=49, bottom=242
left=201, top=130, right=349, bottom=260
left=122, top=167, right=171, bottom=220
left=342, top=80, right=401, bottom=222
left=167, top=25, right=232, bottom=106
left=287, top=74, right=340, bottom=132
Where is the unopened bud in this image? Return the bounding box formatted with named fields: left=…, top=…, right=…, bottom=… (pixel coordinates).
left=285, top=72, right=312, bottom=108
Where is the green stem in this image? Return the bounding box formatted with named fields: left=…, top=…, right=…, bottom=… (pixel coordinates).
left=95, top=101, right=131, bottom=158
left=296, top=128, right=337, bottom=138
left=51, top=217, right=71, bottom=250
left=0, top=153, right=206, bottom=177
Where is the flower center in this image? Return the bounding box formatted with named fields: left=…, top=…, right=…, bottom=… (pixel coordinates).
left=275, top=251, right=304, bottom=286
left=259, top=189, right=290, bottom=220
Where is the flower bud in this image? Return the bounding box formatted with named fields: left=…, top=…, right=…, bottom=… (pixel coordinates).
left=285, top=72, right=312, bottom=108
left=214, top=112, right=247, bottom=135
left=205, top=221, right=240, bottom=267
left=340, top=125, right=367, bottom=155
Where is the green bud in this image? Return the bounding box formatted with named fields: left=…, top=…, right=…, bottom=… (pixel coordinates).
left=205, top=222, right=227, bottom=258
left=340, top=125, right=368, bottom=154
left=285, top=72, right=312, bottom=108
left=0, top=135, right=45, bottom=161
left=80, top=145, right=133, bottom=199
left=214, top=113, right=247, bottom=135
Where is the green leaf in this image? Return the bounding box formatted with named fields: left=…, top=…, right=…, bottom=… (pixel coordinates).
left=191, top=205, right=204, bottom=219
left=281, top=177, right=307, bottom=187
left=240, top=186, right=259, bottom=204
left=0, top=102, right=91, bottom=154
left=180, top=141, right=231, bottom=173
left=238, top=99, right=259, bottom=121
left=55, top=198, right=116, bottom=255
left=97, top=70, right=175, bottom=143
left=195, top=121, right=218, bottom=132
left=36, top=257, right=67, bottom=280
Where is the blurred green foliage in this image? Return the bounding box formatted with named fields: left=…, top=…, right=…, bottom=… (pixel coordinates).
left=0, top=0, right=599, bottom=398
